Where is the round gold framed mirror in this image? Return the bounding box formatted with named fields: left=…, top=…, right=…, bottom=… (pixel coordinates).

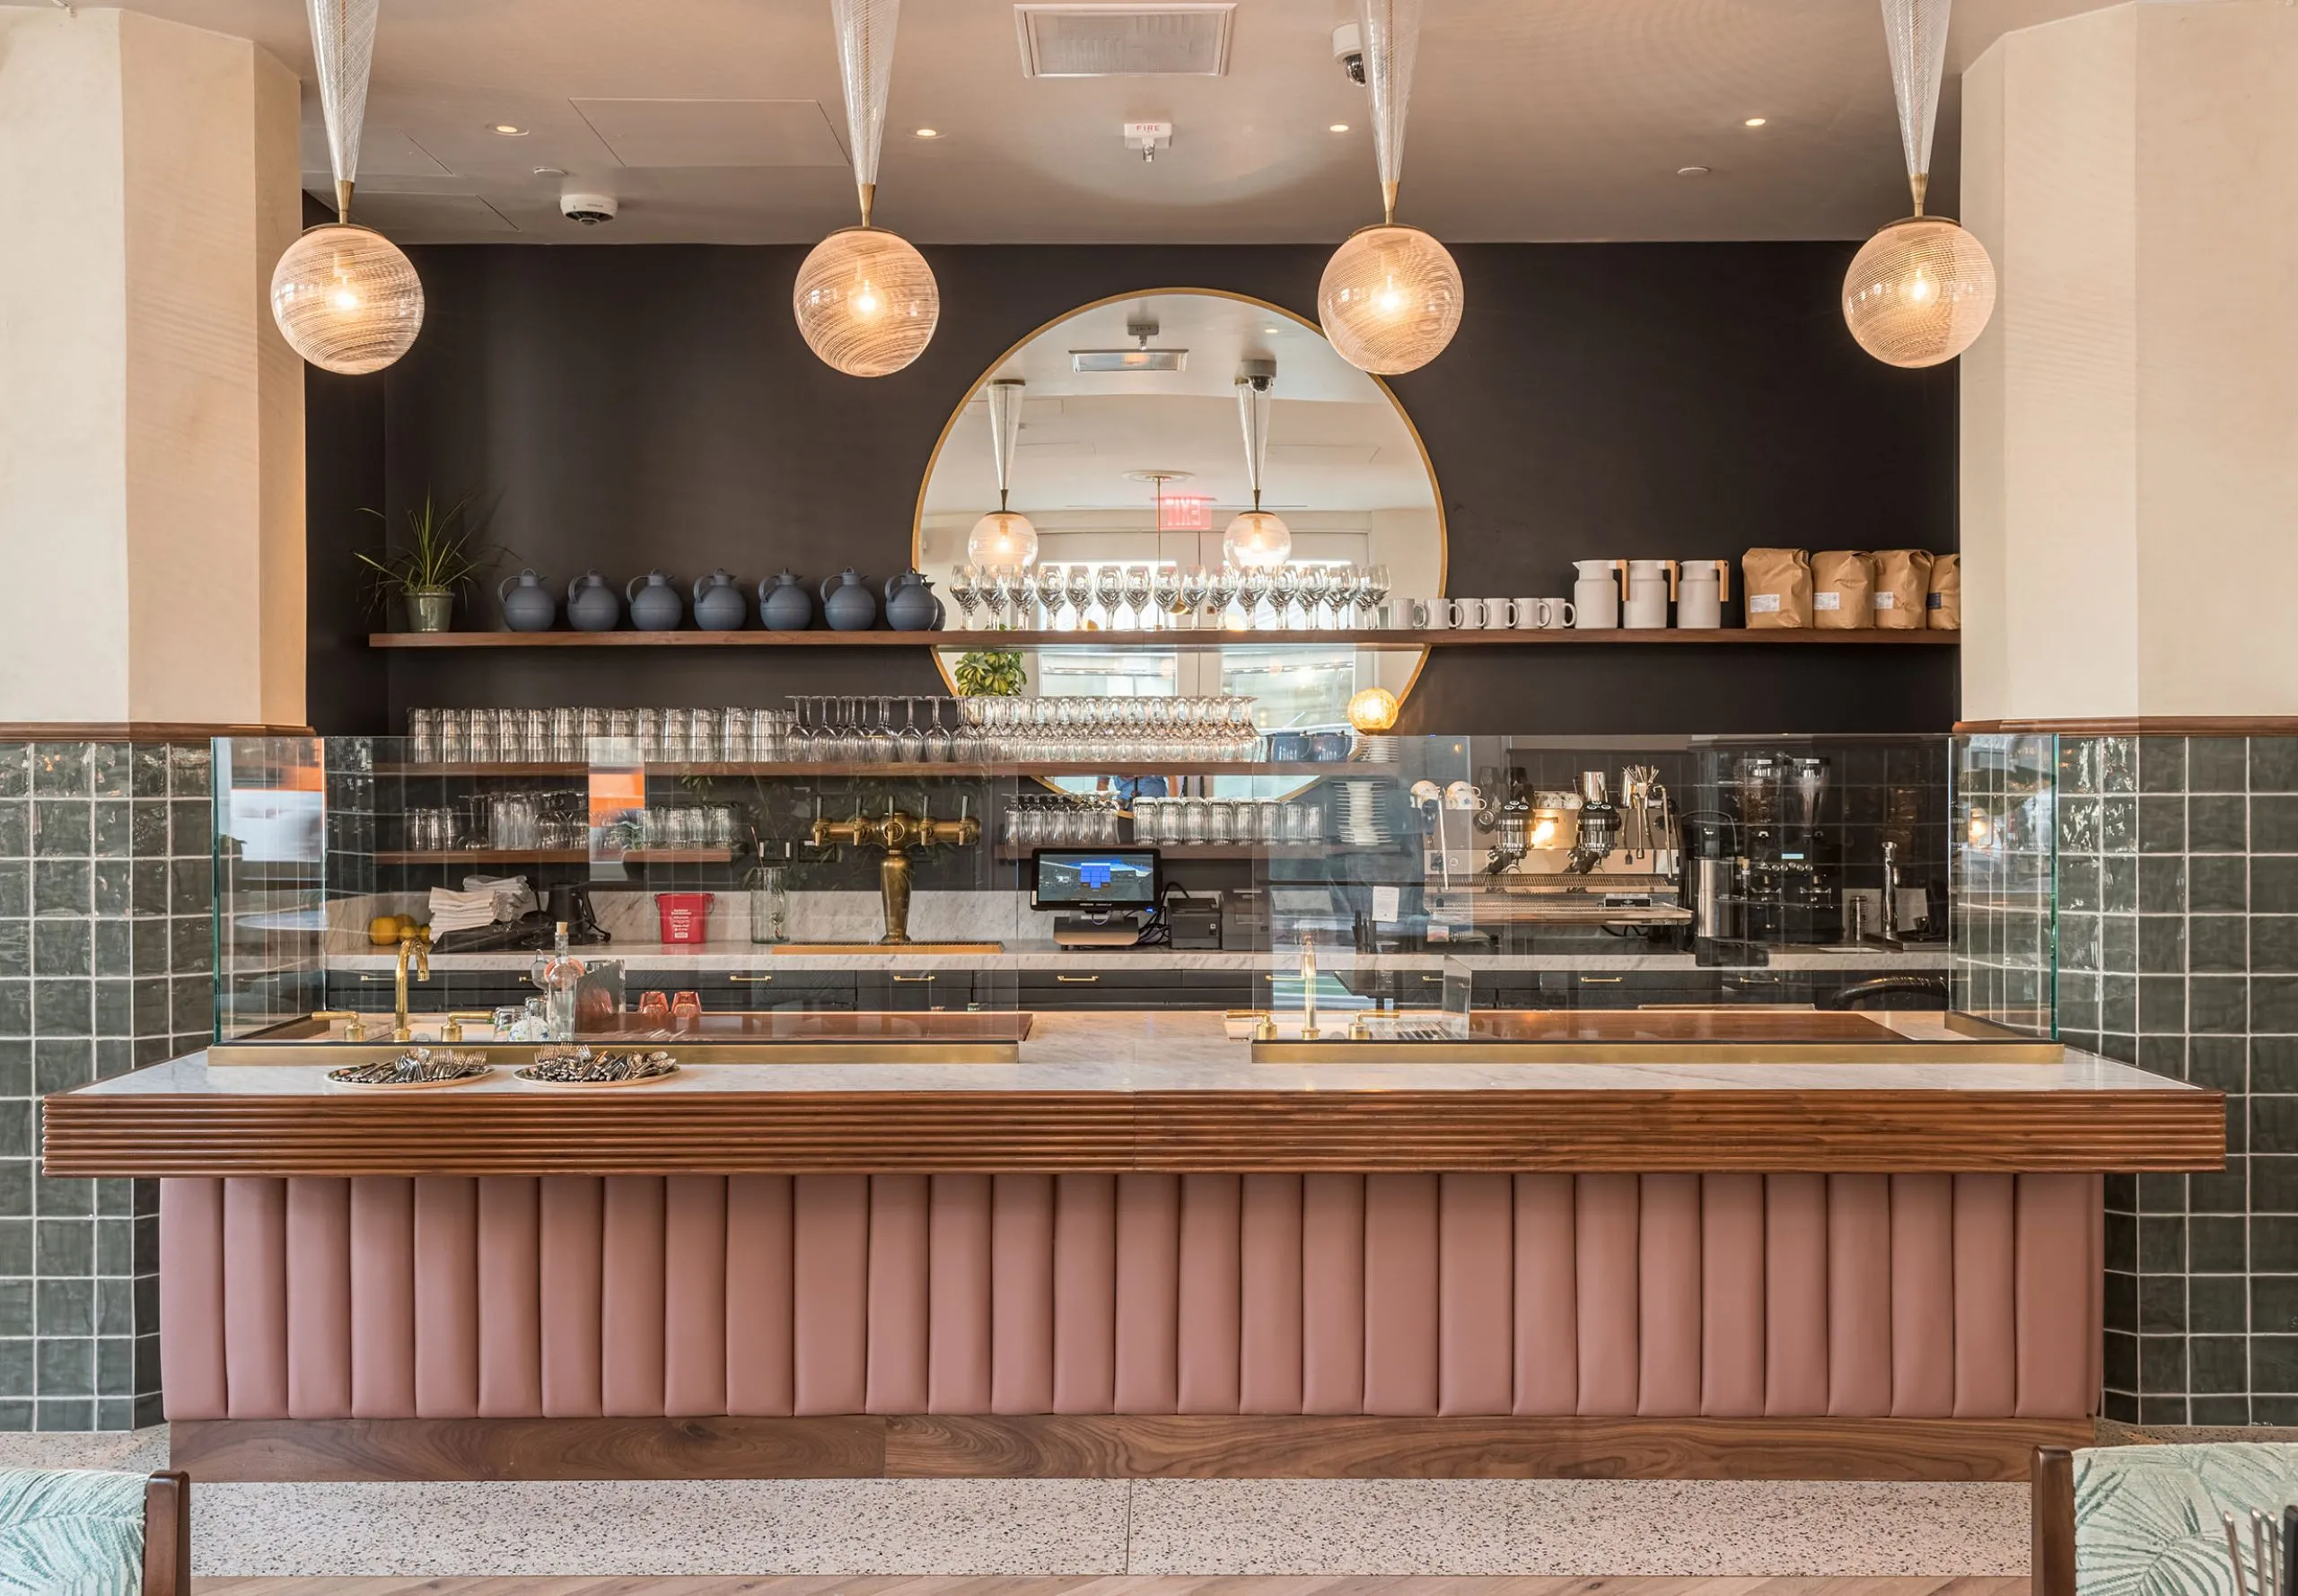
left=911, top=289, right=1445, bottom=732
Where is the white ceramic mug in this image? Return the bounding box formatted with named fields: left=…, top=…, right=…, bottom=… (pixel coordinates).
left=1511, top=598, right=1543, bottom=631
left=1479, top=598, right=1519, bottom=628
left=1408, top=597, right=1451, bottom=630
left=1447, top=597, right=1490, bottom=628
left=1525, top=597, right=1576, bottom=629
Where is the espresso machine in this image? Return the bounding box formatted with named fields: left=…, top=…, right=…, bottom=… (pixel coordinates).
left=1706, top=751, right=1839, bottom=948
left=1420, top=766, right=1689, bottom=929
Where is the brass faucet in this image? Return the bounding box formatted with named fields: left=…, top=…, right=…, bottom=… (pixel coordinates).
left=311, top=1009, right=369, bottom=1042
left=440, top=1011, right=494, bottom=1044
left=810, top=801, right=980, bottom=944
left=392, top=929, right=431, bottom=1042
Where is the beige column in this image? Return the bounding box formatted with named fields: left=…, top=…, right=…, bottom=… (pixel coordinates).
left=1958, top=0, right=2298, bottom=721
left=0, top=6, right=304, bottom=727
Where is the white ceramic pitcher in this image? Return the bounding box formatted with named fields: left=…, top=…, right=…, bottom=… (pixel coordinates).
left=1623, top=559, right=1677, bottom=629
left=1677, top=559, right=1729, bottom=628
left=1572, top=559, right=1623, bottom=629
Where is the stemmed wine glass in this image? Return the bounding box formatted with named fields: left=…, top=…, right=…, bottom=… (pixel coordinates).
left=1123, top=566, right=1153, bottom=633
left=1027, top=565, right=1059, bottom=631
left=1237, top=567, right=1272, bottom=631
left=924, top=697, right=952, bottom=763
left=1094, top=566, right=1125, bottom=630
left=1064, top=566, right=1093, bottom=631
left=1179, top=566, right=1210, bottom=630
left=1359, top=563, right=1390, bottom=629
left=1151, top=566, right=1183, bottom=632
left=1267, top=565, right=1301, bottom=630
left=896, top=697, right=927, bottom=763
left=948, top=565, right=980, bottom=630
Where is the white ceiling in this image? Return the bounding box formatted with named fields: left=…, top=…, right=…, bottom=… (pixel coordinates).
left=101, top=0, right=2109, bottom=244
left=920, top=293, right=1434, bottom=513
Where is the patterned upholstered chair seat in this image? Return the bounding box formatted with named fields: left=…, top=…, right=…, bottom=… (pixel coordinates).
left=2074, top=1444, right=2298, bottom=1596
left=0, top=1469, right=153, bottom=1596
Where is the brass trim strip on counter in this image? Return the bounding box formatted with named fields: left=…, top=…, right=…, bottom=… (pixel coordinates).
left=207, top=1039, right=1022, bottom=1066
left=1250, top=1037, right=2066, bottom=1064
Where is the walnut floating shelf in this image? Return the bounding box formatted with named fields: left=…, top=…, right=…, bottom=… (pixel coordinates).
left=370, top=629, right=1957, bottom=650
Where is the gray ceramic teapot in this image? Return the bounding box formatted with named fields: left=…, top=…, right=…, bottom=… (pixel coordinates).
left=820, top=568, right=877, bottom=631
left=626, top=570, right=684, bottom=631
left=566, top=571, right=619, bottom=632
left=758, top=570, right=813, bottom=631
left=885, top=570, right=938, bottom=632
left=497, top=569, right=557, bottom=632
left=691, top=569, right=747, bottom=631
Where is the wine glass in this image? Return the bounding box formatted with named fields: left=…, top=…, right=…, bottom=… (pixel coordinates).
left=837, top=697, right=867, bottom=762
left=1237, top=567, right=1272, bottom=631
left=1267, top=565, right=1301, bottom=630
left=1123, top=566, right=1153, bottom=633
left=949, top=565, right=980, bottom=630
left=1303, top=567, right=1335, bottom=629
left=1026, top=565, right=1058, bottom=631
left=924, top=697, right=953, bottom=763
left=1151, top=566, right=1183, bottom=632
left=896, top=697, right=927, bottom=763
left=1064, top=566, right=1093, bottom=631
left=1093, top=566, right=1124, bottom=630
left=1205, top=567, right=1236, bottom=629
left=1360, top=563, right=1390, bottom=629
left=1178, top=566, right=1210, bottom=630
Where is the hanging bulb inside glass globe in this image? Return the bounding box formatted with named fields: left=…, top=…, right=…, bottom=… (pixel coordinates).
left=1347, top=687, right=1399, bottom=733
left=968, top=509, right=1039, bottom=568
left=1223, top=509, right=1292, bottom=570
left=1318, top=223, right=1464, bottom=375
left=269, top=224, right=425, bottom=375
left=794, top=226, right=939, bottom=378
left=1843, top=216, right=1997, bottom=369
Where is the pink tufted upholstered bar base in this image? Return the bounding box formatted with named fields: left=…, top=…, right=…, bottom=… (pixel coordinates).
left=160, top=1171, right=2102, bottom=1423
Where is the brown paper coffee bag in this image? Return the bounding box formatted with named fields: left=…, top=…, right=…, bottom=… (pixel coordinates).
left=1870, top=548, right=1934, bottom=630
left=1927, top=552, right=1961, bottom=630
left=1811, top=550, right=1875, bottom=630
left=1741, top=548, right=1812, bottom=629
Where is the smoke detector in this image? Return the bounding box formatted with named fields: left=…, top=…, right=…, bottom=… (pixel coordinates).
left=1015, top=4, right=1235, bottom=77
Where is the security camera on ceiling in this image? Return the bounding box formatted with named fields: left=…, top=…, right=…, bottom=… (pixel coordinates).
left=560, top=191, right=618, bottom=225
left=1332, top=22, right=1364, bottom=84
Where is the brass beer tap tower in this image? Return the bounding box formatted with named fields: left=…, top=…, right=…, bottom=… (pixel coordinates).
left=811, top=800, right=981, bottom=945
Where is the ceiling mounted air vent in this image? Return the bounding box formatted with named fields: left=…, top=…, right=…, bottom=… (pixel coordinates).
left=1015, top=4, right=1236, bottom=78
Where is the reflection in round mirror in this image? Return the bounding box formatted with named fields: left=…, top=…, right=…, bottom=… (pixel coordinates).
left=915, top=290, right=1444, bottom=736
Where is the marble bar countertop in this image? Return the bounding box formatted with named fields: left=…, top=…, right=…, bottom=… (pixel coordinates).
left=323, top=941, right=1953, bottom=975
left=43, top=1011, right=2222, bottom=1179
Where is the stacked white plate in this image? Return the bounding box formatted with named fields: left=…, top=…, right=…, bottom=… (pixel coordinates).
left=1332, top=779, right=1395, bottom=847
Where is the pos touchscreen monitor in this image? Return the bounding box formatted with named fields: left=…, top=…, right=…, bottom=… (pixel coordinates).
left=1031, top=849, right=1160, bottom=911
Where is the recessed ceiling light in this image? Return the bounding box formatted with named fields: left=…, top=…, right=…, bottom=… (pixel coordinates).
left=1263, top=326, right=1284, bottom=335
left=1677, top=165, right=1711, bottom=178
left=1329, top=123, right=1350, bottom=133
left=1743, top=117, right=1767, bottom=127
left=490, top=123, right=529, bottom=136
left=913, top=127, right=941, bottom=139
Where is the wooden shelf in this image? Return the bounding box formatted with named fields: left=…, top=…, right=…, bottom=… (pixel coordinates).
left=374, top=849, right=589, bottom=865
left=993, top=843, right=1336, bottom=862
left=371, top=627, right=1959, bottom=651
left=374, top=761, right=1381, bottom=780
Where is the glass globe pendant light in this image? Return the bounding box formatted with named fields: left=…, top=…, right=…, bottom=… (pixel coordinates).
left=794, top=0, right=938, bottom=378
left=272, top=0, right=423, bottom=375
left=1843, top=0, right=1996, bottom=368
left=1318, top=0, right=1462, bottom=375
left=1223, top=365, right=1292, bottom=569
left=967, top=379, right=1039, bottom=566
left=1347, top=686, right=1400, bottom=732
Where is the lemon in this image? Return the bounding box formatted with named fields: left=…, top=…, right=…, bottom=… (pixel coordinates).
left=368, top=916, right=401, bottom=946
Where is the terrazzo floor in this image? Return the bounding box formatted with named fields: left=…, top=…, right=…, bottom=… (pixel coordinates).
left=192, top=1580, right=2032, bottom=1596
left=6, top=1429, right=2036, bottom=1580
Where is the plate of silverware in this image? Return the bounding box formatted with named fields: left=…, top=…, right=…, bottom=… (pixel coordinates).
left=327, top=1049, right=493, bottom=1089
left=513, top=1048, right=680, bottom=1087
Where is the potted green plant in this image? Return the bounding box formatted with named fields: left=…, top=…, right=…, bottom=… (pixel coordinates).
left=355, top=492, right=501, bottom=633
left=953, top=647, right=1025, bottom=697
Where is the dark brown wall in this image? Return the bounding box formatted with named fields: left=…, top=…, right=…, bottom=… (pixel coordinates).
left=306, top=241, right=1960, bottom=736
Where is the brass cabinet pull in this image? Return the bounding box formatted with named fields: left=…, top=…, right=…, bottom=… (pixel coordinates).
left=727, top=974, right=775, bottom=984
left=1056, top=974, right=1101, bottom=984
left=892, top=974, right=936, bottom=984
left=1417, top=974, right=1444, bottom=983
left=1580, top=976, right=1624, bottom=984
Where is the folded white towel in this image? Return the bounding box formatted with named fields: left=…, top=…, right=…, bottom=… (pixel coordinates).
left=462, top=874, right=538, bottom=919
left=426, top=886, right=504, bottom=934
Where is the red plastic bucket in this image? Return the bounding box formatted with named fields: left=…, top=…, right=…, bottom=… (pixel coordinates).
left=654, top=892, right=714, bottom=944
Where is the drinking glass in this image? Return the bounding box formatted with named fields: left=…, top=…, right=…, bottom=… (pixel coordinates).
left=468, top=709, right=499, bottom=763
left=434, top=711, right=465, bottom=764
left=1094, top=567, right=1124, bottom=630
left=1237, top=568, right=1272, bottom=631
left=1179, top=567, right=1209, bottom=630
left=1266, top=566, right=1301, bottom=630
left=720, top=707, right=751, bottom=762
left=1060, top=566, right=1090, bottom=632
left=1206, top=798, right=1233, bottom=845
left=1149, top=567, right=1181, bottom=632
left=949, top=565, right=980, bottom=630
left=836, top=697, right=868, bottom=762
left=924, top=698, right=953, bottom=763
left=1181, top=796, right=1208, bottom=845
left=1024, top=566, right=1057, bottom=631
left=408, top=708, right=436, bottom=764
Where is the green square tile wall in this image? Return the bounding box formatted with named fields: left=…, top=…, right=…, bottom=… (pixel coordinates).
left=0, top=741, right=211, bottom=1430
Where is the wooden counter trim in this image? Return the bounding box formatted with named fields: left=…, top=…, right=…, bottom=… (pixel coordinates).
left=1956, top=717, right=2298, bottom=735
left=169, top=1413, right=2093, bottom=1484
left=42, top=1084, right=2225, bottom=1175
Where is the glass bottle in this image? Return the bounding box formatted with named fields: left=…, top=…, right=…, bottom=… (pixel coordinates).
left=539, top=920, right=586, bottom=1041
left=747, top=866, right=789, bottom=944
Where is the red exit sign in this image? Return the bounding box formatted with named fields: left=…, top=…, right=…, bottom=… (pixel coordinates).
left=1157, top=494, right=1212, bottom=531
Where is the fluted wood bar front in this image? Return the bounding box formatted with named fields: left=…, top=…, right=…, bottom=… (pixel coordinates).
left=41, top=1012, right=2221, bottom=1483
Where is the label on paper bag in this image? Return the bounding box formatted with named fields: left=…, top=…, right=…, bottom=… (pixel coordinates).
left=1749, top=593, right=1782, bottom=614
left=1814, top=592, right=1841, bottom=611
left=1372, top=885, right=1401, bottom=923
left=1874, top=592, right=1897, bottom=609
